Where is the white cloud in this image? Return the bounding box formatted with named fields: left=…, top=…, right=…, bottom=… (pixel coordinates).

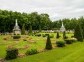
left=0, top=0, right=84, bottom=21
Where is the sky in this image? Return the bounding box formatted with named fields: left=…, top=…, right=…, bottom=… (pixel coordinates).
left=0, top=0, right=84, bottom=21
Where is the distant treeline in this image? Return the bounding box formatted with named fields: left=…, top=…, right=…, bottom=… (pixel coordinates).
left=0, top=9, right=84, bottom=32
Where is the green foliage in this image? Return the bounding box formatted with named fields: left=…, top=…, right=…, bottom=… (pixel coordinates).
left=0, top=9, right=84, bottom=33
left=65, top=39, right=73, bottom=44
left=13, top=35, right=21, bottom=39
left=45, top=34, right=49, bottom=36
left=65, top=38, right=77, bottom=44
left=50, top=34, right=54, bottom=38
left=0, top=10, right=51, bottom=32
left=25, top=49, right=38, bottom=55
left=45, top=35, right=52, bottom=50
left=35, top=34, right=41, bottom=37
left=39, top=25, right=41, bottom=32
left=56, top=32, right=60, bottom=38
left=63, top=31, right=68, bottom=39
left=8, top=42, right=84, bottom=62
left=21, top=24, right=25, bottom=35
left=29, top=25, right=32, bottom=34
left=74, top=23, right=83, bottom=41
left=5, top=48, right=18, bottom=60
left=42, top=34, right=46, bottom=37
left=56, top=41, right=65, bottom=47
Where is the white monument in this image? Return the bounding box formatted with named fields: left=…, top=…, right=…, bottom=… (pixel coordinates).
left=60, top=22, right=66, bottom=32
left=13, top=19, right=21, bottom=35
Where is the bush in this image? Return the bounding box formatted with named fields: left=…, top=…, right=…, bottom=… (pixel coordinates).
left=21, top=24, right=25, bottom=35
left=74, top=23, right=83, bottom=41
left=56, top=41, right=65, bottom=47
left=45, top=35, right=52, bottom=50
left=23, top=39, right=27, bottom=41
left=42, top=34, right=46, bottom=37
left=65, top=38, right=77, bottom=44
left=45, top=34, right=49, bottom=36
left=42, top=34, right=49, bottom=37
left=65, top=39, right=73, bottom=44
left=63, top=31, right=68, bottom=39
left=71, top=36, right=74, bottom=38
left=64, top=36, right=68, bottom=39
left=25, top=49, right=38, bottom=55
left=35, top=34, right=41, bottom=37
left=3, top=38, right=7, bottom=40
left=56, top=32, right=60, bottom=38
left=5, top=48, right=18, bottom=60
left=13, top=35, right=21, bottom=39
left=70, top=38, right=77, bottom=42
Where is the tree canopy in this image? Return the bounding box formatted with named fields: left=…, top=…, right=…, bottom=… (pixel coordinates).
left=0, top=9, right=84, bottom=33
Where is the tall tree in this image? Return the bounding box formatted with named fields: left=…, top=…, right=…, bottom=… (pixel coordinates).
left=21, top=24, right=25, bottom=35
left=29, top=24, right=32, bottom=34
left=74, top=23, right=83, bottom=41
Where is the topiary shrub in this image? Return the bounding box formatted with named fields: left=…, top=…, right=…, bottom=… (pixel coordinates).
left=71, top=36, right=74, bottom=38
left=25, top=49, right=38, bottom=55
left=70, top=38, right=77, bottom=43
left=45, top=34, right=49, bottom=36
left=35, top=34, right=41, bottom=37
left=74, top=23, right=83, bottom=42
left=42, top=34, right=46, bottom=37
left=13, top=35, right=21, bottom=39
left=23, top=39, right=27, bottom=41
left=63, top=31, right=68, bottom=39
left=56, top=32, right=60, bottom=38
left=65, top=39, right=73, bottom=44
left=64, top=36, right=68, bottom=39
left=65, top=38, right=77, bottom=44
left=45, top=35, right=52, bottom=50
left=5, top=48, right=18, bottom=60
left=3, top=37, right=7, bottom=40
left=21, top=24, right=25, bottom=35
left=56, top=41, right=65, bottom=47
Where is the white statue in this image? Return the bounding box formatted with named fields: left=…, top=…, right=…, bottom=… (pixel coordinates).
left=13, top=19, right=21, bottom=35
left=60, top=22, right=66, bottom=32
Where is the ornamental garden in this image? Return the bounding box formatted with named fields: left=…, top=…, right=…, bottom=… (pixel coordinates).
left=0, top=10, right=84, bottom=62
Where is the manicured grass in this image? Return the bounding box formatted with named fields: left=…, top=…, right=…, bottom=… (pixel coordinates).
left=0, top=32, right=75, bottom=62
left=9, top=42, right=84, bottom=62
left=0, top=35, right=46, bottom=58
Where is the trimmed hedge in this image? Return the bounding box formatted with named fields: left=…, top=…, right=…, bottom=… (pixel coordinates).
left=5, top=48, right=18, bottom=60
left=13, top=35, right=21, bottom=39
left=45, top=34, right=52, bottom=50
left=25, top=49, right=38, bottom=55
left=56, top=41, right=65, bottom=47
left=35, top=34, right=41, bottom=37
left=65, top=39, right=73, bottom=44
left=42, top=34, right=46, bottom=37
left=65, top=38, right=77, bottom=44
left=56, top=32, right=60, bottom=38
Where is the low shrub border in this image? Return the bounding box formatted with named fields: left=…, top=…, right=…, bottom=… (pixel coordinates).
left=56, top=41, right=65, bottom=47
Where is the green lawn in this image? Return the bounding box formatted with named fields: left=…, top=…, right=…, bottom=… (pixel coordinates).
left=9, top=42, right=84, bottom=62
left=1, top=32, right=82, bottom=62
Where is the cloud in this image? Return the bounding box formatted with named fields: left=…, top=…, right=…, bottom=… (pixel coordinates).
left=0, top=0, right=84, bottom=21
